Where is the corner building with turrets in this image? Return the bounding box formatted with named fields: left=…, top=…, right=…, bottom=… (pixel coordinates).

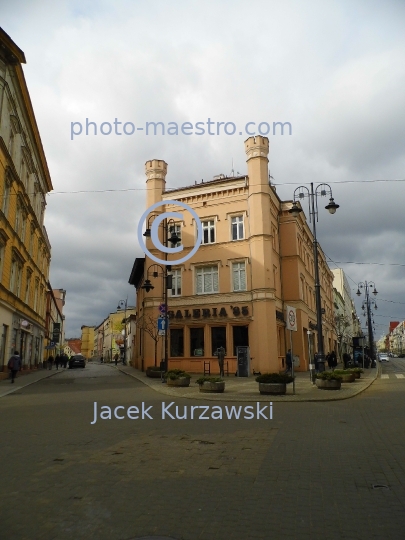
left=129, top=136, right=336, bottom=374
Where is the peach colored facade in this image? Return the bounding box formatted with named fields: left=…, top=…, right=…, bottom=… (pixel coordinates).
left=130, top=136, right=336, bottom=374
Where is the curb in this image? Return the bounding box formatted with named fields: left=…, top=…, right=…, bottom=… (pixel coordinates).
left=110, top=364, right=380, bottom=403
left=0, top=369, right=62, bottom=398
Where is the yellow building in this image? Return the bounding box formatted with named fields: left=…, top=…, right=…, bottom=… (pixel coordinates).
left=0, top=28, right=53, bottom=374
left=80, top=325, right=95, bottom=359
left=129, top=136, right=336, bottom=374
left=93, top=309, right=136, bottom=362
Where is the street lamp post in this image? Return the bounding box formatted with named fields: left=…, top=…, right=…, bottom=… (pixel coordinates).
left=141, top=220, right=180, bottom=372
left=356, top=281, right=378, bottom=363
left=117, top=298, right=128, bottom=365
left=289, top=183, right=339, bottom=372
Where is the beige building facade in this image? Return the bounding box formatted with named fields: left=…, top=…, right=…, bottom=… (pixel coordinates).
left=130, top=136, right=336, bottom=374
left=0, top=29, right=53, bottom=374
left=80, top=325, right=95, bottom=359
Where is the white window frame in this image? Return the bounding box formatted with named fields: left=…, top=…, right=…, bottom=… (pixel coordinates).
left=170, top=268, right=182, bottom=297
left=201, top=220, right=215, bottom=244
left=196, top=265, right=219, bottom=294
left=231, top=215, right=244, bottom=241
left=9, top=259, right=17, bottom=293
left=2, top=180, right=11, bottom=216
left=232, top=261, right=246, bottom=291
left=25, top=270, right=32, bottom=305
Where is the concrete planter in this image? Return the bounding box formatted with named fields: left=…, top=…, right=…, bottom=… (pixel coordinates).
left=166, top=377, right=191, bottom=387
left=316, top=379, right=342, bottom=390
left=341, top=373, right=356, bottom=383
left=199, top=381, right=225, bottom=393
left=352, top=372, right=361, bottom=379
left=259, top=382, right=287, bottom=395
left=146, top=367, right=163, bottom=378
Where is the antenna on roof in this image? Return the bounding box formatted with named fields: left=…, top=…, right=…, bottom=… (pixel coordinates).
left=231, top=158, right=234, bottom=177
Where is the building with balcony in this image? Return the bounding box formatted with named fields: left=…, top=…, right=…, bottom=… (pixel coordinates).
left=129, top=136, right=336, bottom=374
left=0, top=28, right=53, bottom=373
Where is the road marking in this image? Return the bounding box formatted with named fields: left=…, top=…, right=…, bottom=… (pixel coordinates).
left=395, top=374, right=404, bottom=379
left=381, top=374, right=389, bottom=379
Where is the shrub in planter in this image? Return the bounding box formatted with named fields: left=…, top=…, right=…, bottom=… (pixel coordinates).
left=347, top=367, right=363, bottom=379
left=333, top=369, right=355, bottom=383
left=196, top=376, right=225, bottom=393
left=316, top=371, right=342, bottom=390
left=164, top=369, right=191, bottom=387
left=146, top=366, right=163, bottom=378
left=255, top=373, right=294, bottom=395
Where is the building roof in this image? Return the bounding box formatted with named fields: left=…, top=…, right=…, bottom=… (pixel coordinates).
left=128, top=257, right=145, bottom=289
left=164, top=174, right=247, bottom=195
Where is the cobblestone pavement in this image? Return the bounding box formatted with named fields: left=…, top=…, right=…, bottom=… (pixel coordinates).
left=111, top=363, right=379, bottom=402
left=1, top=361, right=404, bottom=540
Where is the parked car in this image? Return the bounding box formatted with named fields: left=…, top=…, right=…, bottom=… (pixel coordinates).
left=69, top=354, right=86, bottom=369
left=379, top=353, right=389, bottom=362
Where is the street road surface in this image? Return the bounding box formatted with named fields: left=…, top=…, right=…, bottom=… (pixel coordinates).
left=1, top=361, right=405, bottom=540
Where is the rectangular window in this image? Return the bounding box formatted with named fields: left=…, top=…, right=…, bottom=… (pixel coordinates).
left=211, top=326, right=226, bottom=355
left=196, top=266, right=218, bottom=294
left=231, top=215, right=244, bottom=240
left=233, top=325, right=249, bottom=356
left=170, top=328, right=184, bottom=357
left=9, top=259, right=17, bottom=293
left=170, top=269, right=181, bottom=296
left=8, top=130, right=15, bottom=156
left=190, top=327, right=204, bottom=356
left=0, top=243, right=5, bottom=283
left=25, top=271, right=32, bottom=305
left=29, top=226, right=35, bottom=256
left=21, top=213, right=27, bottom=244
left=15, top=207, right=21, bottom=234
left=2, top=182, right=10, bottom=217
left=16, top=262, right=22, bottom=297
left=202, top=220, right=215, bottom=244
left=33, top=280, right=39, bottom=311
left=232, top=262, right=246, bottom=291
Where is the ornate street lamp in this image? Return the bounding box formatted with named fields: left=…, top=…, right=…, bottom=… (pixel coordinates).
left=289, top=183, right=339, bottom=372
left=117, top=298, right=128, bottom=365
left=357, top=281, right=378, bottom=363
left=141, top=215, right=181, bottom=372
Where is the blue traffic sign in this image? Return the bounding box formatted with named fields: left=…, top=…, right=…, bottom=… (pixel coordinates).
left=157, top=317, right=168, bottom=335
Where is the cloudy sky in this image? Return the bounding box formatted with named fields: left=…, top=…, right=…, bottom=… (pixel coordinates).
left=3, top=0, right=405, bottom=338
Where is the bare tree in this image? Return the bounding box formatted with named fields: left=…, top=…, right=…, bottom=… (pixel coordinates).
left=334, top=314, right=351, bottom=361
left=136, top=314, right=163, bottom=367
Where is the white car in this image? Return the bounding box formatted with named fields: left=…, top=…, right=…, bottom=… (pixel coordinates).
left=379, top=354, right=389, bottom=362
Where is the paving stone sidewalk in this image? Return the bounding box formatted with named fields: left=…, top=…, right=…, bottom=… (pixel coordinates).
left=0, top=367, right=62, bottom=397
left=105, top=361, right=379, bottom=402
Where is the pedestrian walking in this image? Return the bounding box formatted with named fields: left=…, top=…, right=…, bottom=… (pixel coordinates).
left=326, top=352, right=332, bottom=370
left=285, top=349, right=292, bottom=374
left=7, top=350, right=22, bottom=383
left=114, top=353, right=119, bottom=366
left=217, top=346, right=226, bottom=377
left=63, top=354, right=68, bottom=368
left=48, top=355, right=54, bottom=370
left=343, top=352, right=350, bottom=369
left=330, top=350, right=337, bottom=369
left=314, top=351, right=319, bottom=372
left=55, top=354, right=61, bottom=370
